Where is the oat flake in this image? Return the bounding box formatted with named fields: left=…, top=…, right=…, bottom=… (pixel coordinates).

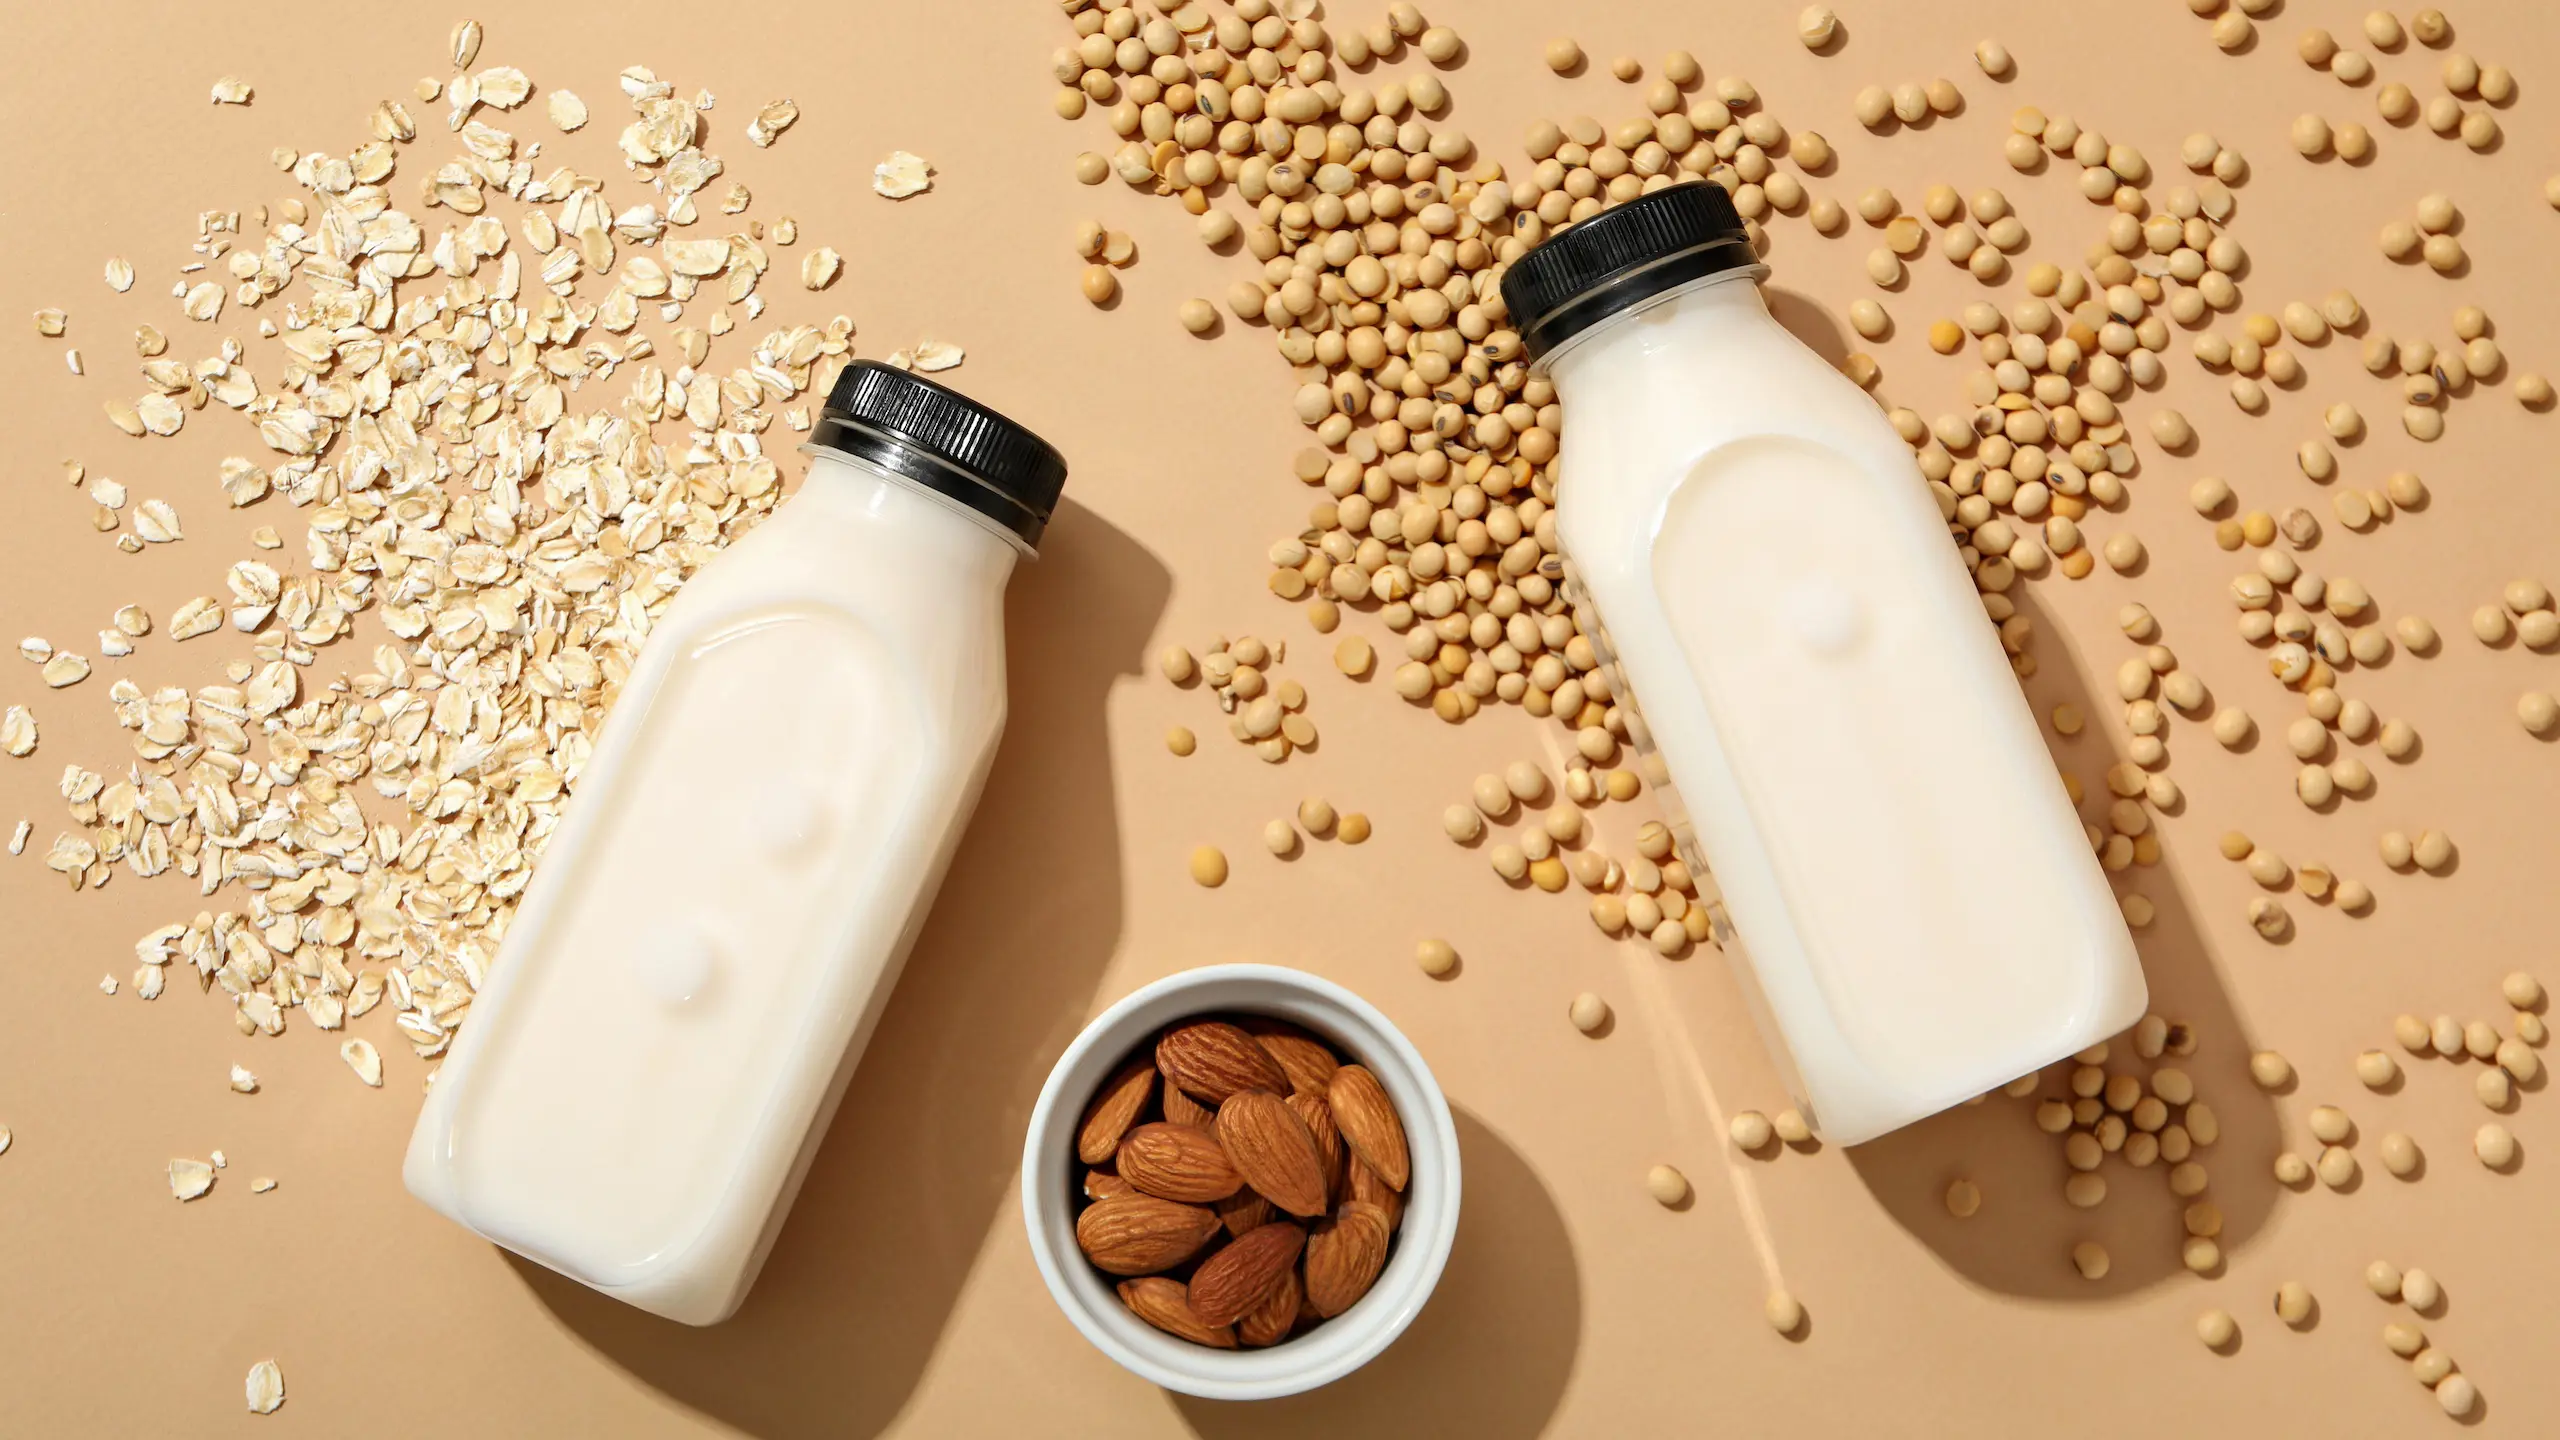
left=2, top=707, right=35, bottom=758
left=134, top=392, right=184, bottom=435
left=747, top=98, right=798, bottom=147
left=133, top=499, right=183, bottom=543
left=872, top=149, right=931, bottom=198
left=244, top=1359, right=284, bottom=1415
left=474, top=66, right=531, bottom=108
left=340, top=1038, right=383, bottom=1087
left=169, top=1157, right=214, bottom=1200
left=166, top=596, right=221, bottom=639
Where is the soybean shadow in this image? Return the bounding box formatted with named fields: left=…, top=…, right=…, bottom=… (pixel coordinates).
left=506, top=497, right=1170, bottom=1440
left=1172, top=1108, right=1579, bottom=1440
left=1841, top=585, right=2282, bottom=1299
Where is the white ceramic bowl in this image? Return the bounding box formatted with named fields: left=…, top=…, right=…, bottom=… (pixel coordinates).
left=1021, top=964, right=1462, bottom=1400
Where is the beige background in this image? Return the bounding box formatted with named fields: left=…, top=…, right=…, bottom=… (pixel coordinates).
left=4, top=1, right=2556, bottom=1434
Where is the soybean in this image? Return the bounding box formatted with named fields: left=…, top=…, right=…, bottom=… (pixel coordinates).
left=2379, top=1132, right=2420, bottom=1176
left=1646, top=1163, right=1691, bottom=1205
left=2275, top=1281, right=2314, bottom=1325
left=1188, top=845, right=1229, bottom=887
left=1765, top=1289, right=1806, bottom=1334
left=2403, top=1268, right=2443, bottom=1310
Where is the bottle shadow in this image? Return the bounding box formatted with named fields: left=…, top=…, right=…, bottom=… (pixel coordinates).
left=1170, top=1107, right=1579, bottom=1440
left=1840, top=585, right=2284, bottom=1299
left=502, top=496, right=1169, bottom=1440
left=1766, top=286, right=1853, bottom=371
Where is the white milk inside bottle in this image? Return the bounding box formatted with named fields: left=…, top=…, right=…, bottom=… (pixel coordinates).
left=405, top=362, right=1067, bottom=1322
left=1500, top=183, right=2145, bottom=1144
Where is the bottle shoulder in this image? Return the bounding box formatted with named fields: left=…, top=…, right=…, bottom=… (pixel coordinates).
left=1558, top=377, right=1904, bottom=509
left=678, top=487, right=1010, bottom=614
left=634, top=515, right=1010, bottom=722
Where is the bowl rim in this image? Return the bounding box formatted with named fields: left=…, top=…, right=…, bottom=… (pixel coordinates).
left=1020, top=963, right=1462, bottom=1400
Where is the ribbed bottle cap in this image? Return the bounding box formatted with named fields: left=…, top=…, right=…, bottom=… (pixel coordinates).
left=1499, top=183, right=1761, bottom=363
left=811, top=361, right=1068, bottom=549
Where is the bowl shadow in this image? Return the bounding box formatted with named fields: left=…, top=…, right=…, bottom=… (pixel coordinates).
left=1171, top=1108, right=1579, bottom=1440
left=503, top=496, right=1170, bottom=1440
left=1841, top=585, right=2283, bottom=1299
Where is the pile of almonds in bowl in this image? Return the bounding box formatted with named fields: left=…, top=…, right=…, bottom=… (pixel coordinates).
left=1072, top=1015, right=1412, bottom=1348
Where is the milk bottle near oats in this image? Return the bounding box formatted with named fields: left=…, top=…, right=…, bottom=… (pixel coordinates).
left=406, top=362, right=1067, bottom=1323
left=1500, top=183, right=2145, bottom=1144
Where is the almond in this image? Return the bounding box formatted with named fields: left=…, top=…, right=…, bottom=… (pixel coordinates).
left=1213, top=1187, right=1275, bottom=1238
left=1256, top=1033, right=1341, bottom=1098
left=1162, top=1083, right=1215, bottom=1128
left=1237, top=1266, right=1301, bottom=1347
left=1327, top=1064, right=1410, bottom=1191
left=1117, top=1276, right=1236, bottom=1348
left=1216, top=1091, right=1330, bottom=1217
left=1348, top=1155, right=1403, bottom=1233
left=1296, top=1275, right=1324, bottom=1329
left=1076, top=1193, right=1223, bottom=1276
left=1156, top=1020, right=1291, bottom=1104
left=1286, top=1091, right=1346, bottom=1205
left=1239, top=1014, right=1341, bottom=1081
left=1304, top=1201, right=1393, bottom=1318
left=1077, top=1059, right=1157, bottom=1165
left=1116, top=1122, right=1244, bottom=1203
left=1187, top=1219, right=1306, bottom=1327
left=1075, top=1013, right=1412, bottom=1351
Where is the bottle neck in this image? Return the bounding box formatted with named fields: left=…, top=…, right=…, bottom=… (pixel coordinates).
left=797, top=449, right=1027, bottom=589
left=1538, top=268, right=1770, bottom=408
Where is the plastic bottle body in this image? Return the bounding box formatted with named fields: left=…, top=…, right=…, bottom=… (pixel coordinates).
left=404, top=449, right=1020, bottom=1322
left=1545, top=273, right=2145, bottom=1144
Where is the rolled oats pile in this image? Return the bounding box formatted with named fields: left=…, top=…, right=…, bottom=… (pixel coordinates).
left=42, top=24, right=862, bottom=1066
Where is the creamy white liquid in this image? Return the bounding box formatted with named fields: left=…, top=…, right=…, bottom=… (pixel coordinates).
left=406, top=450, right=1020, bottom=1323
left=1549, top=273, right=2146, bottom=1144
